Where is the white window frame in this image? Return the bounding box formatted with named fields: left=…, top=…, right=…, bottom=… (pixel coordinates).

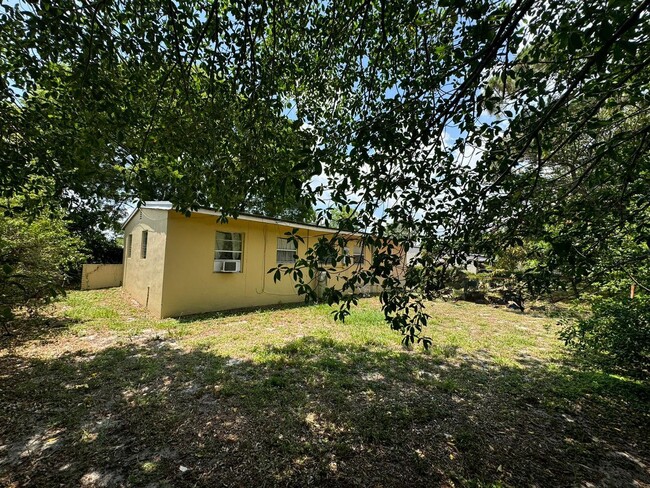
left=141, top=231, right=148, bottom=259
left=214, top=231, right=243, bottom=273
left=276, top=237, right=297, bottom=264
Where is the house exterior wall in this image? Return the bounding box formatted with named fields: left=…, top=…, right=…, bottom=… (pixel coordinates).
left=158, top=211, right=378, bottom=318
left=122, top=208, right=169, bottom=317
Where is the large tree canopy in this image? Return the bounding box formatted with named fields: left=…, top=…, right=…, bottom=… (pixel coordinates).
left=1, top=0, right=648, bottom=343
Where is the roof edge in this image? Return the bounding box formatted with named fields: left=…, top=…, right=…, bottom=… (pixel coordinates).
left=121, top=201, right=363, bottom=236
left=120, top=202, right=173, bottom=230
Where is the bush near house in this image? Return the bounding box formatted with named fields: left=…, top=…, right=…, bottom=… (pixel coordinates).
left=448, top=267, right=534, bottom=312
left=0, top=209, right=85, bottom=329
left=562, top=296, right=650, bottom=375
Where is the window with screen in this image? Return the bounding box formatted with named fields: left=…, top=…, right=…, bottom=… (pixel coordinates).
left=214, top=232, right=243, bottom=272
left=277, top=238, right=297, bottom=264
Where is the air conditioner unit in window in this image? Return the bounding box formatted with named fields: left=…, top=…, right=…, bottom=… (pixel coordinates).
left=215, top=260, right=241, bottom=273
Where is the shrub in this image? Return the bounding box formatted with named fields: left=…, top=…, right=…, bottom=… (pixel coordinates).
left=561, top=296, right=650, bottom=375
left=448, top=267, right=530, bottom=310
left=0, top=210, right=85, bottom=329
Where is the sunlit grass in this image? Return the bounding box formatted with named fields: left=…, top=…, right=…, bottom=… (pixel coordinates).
left=51, top=288, right=564, bottom=367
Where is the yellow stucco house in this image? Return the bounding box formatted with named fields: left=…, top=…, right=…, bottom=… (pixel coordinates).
left=121, top=201, right=382, bottom=318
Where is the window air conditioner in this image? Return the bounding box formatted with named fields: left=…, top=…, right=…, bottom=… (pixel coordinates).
left=214, top=260, right=241, bottom=273
left=223, top=260, right=240, bottom=272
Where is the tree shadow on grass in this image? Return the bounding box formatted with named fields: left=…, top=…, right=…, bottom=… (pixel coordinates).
left=1, top=314, right=81, bottom=351
left=1, top=336, right=649, bottom=487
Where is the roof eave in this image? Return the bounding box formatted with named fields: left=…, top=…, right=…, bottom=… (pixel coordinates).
left=121, top=201, right=365, bottom=236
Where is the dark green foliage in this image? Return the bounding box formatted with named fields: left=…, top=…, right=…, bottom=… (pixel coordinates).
left=562, top=297, right=650, bottom=375
left=0, top=1, right=318, bottom=220
left=447, top=245, right=552, bottom=311
left=64, top=200, right=125, bottom=264
left=0, top=208, right=85, bottom=327
left=244, top=192, right=316, bottom=224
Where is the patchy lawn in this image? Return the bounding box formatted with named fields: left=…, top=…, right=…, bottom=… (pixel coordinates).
left=1, top=289, right=648, bottom=487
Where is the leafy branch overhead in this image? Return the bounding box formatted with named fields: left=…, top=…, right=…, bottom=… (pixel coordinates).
left=1, top=0, right=649, bottom=344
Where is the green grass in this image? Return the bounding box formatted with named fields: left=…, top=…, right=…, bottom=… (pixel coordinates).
left=1, top=288, right=648, bottom=487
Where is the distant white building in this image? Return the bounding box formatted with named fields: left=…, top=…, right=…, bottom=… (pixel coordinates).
left=404, top=245, right=488, bottom=273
